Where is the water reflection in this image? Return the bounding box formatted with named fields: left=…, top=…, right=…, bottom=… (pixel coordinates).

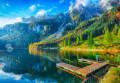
left=29, top=49, right=114, bottom=83
left=0, top=50, right=59, bottom=83
left=59, top=50, right=120, bottom=65
left=0, top=49, right=84, bottom=83
left=0, top=49, right=117, bottom=83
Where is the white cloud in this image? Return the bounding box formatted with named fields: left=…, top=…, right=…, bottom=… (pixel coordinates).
left=100, top=0, right=117, bottom=4
left=69, top=1, right=74, bottom=11
left=29, top=4, right=36, bottom=11
left=36, top=9, right=52, bottom=17
left=0, top=63, right=22, bottom=80
left=0, top=17, right=22, bottom=28
left=70, top=0, right=118, bottom=11
left=99, top=0, right=118, bottom=10
left=0, top=70, right=22, bottom=80
left=29, top=4, right=45, bottom=11
left=75, top=0, right=99, bottom=7
left=6, top=3, right=10, bottom=7
left=59, top=0, right=65, bottom=3
left=75, top=0, right=89, bottom=7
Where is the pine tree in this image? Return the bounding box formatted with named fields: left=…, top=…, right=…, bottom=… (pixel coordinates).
left=76, top=36, right=79, bottom=44
left=114, top=24, right=119, bottom=35
left=68, top=37, right=70, bottom=46
left=91, top=33, right=94, bottom=44
left=104, top=29, right=113, bottom=44
left=90, top=33, right=94, bottom=45
left=87, top=33, right=94, bottom=46
left=80, top=34, right=83, bottom=43
left=87, top=35, right=90, bottom=45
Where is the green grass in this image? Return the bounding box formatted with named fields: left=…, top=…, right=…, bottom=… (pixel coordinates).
left=62, top=34, right=120, bottom=50
left=100, top=67, right=120, bottom=83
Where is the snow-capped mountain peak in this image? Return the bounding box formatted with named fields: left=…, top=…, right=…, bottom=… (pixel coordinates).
left=98, top=0, right=119, bottom=10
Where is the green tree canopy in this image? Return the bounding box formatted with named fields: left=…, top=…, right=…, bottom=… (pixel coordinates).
left=104, top=29, right=113, bottom=44
left=87, top=33, right=94, bottom=46
left=114, top=24, right=119, bottom=35
left=76, top=36, right=79, bottom=44
left=118, top=28, right=120, bottom=38
left=80, top=34, right=83, bottom=43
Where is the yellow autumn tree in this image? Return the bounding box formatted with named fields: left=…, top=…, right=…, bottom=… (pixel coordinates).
left=118, top=28, right=120, bottom=38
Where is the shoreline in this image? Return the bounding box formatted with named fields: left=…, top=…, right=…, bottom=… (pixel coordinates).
left=60, top=47, right=120, bottom=52
left=29, top=47, right=120, bottom=52
left=29, top=47, right=120, bottom=53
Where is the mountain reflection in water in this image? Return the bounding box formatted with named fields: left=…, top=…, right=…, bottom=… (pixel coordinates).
left=0, top=49, right=84, bottom=83
left=0, top=49, right=116, bottom=83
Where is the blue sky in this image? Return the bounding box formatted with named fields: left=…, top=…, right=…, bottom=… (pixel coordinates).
left=0, top=0, right=73, bottom=18
left=0, top=0, right=99, bottom=27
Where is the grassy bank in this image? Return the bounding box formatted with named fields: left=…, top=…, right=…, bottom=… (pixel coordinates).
left=60, top=46, right=120, bottom=54
left=60, top=34, right=120, bottom=54
left=100, top=67, right=120, bottom=83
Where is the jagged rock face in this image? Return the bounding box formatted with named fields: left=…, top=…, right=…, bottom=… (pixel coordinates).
left=69, top=3, right=102, bottom=20
left=52, top=12, right=65, bottom=23
left=21, top=0, right=120, bottom=24
left=33, top=25, right=44, bottom=33
left=22, top=16, right=38, bottom=23
left=38, top=15, right=54, bottom=20
left=86, top=3, right=102, bottom=17
left=48, top=0, right=120, bottom=39
left=69, top=0, right=120, bottom=20
left=70, top=4, right=85, bottom=19
left=22, top=15, right=54, bottom=23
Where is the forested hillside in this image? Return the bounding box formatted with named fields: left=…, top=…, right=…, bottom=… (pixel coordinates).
left=0, top=1, right=120, bottom=50
left=30, top=4, right=120, bottom=50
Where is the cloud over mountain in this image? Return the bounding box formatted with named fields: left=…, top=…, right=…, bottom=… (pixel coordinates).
left=98, top=0, right=119, bottom=10
left=36, top=9, right=52, bottom=17
left=0, top=17, right=22, bottom=28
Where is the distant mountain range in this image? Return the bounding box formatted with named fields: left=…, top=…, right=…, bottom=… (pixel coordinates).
left=0, top=0, right=120, bottom=49
left=22, top=15, right=54, bottom=23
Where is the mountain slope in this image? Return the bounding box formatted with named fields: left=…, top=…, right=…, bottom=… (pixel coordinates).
left=1, top=0, right=120, bottom=49
left=30, top=3, right=120, bottom=49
